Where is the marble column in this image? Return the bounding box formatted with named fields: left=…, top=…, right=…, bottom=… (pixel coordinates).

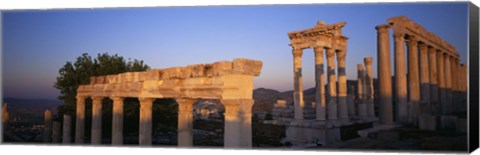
left=111, top=97, right=124, bottom=145
left=91, top=96, right=103, bottom=144
left=44, top=110, right=52, bottom=143
left=139, top=97, right=154, bottom=145
left=357, top=64, right=367, bottom=118
left=444, top=54, right=452, bottom=114
left=63, top=115, right=72, bottom=144
left=376, top=25, right=394, bottom=125
left=75, top=96, right=86, bottom=144
left=314, top=46, right=327, bottom=121
left=419, top=44, right=430, bottom=105
left=428, top=47, right=438, bottom=112
left=436, top=51, right=446, bottom=115
left=326, top=48, right=338, bottom=120
left=337, top=50, right=349, bottom=120
left=52, top=121, right=61, bottom=143
left=394, top=31, right=408, bottom=124
left=292, top=47, right=304, bottom=120
left=364, top=57, right=374, bottom=117
left=222, top=99, right=254, bottom=148
left=177, top=98, right=196, bottom=147
left=407, top=36, right=420, bottom=125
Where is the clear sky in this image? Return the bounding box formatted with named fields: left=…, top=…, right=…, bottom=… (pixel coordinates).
left=2, top=2, right=468, bottom=100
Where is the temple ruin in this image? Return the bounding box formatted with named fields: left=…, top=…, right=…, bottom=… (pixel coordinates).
left=71, top=58, right=262, bottom=148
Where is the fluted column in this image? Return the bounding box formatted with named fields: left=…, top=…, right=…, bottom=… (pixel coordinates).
left=444, top=54, right=452, bottom=114
left=376, top=25, right=393, bottom=125
left=75, top=96, right=86, bottom=144
left=337, top=50, right=349, bottom=120
left=326, top=48, right=337, bottom=120
left=357, top=64, right=367, bottom=118
left=428, top=47, right=438, bottom=112
left=139, top=97, right=154, bottom=145
left=63, top=115, right=72, bottom=143
left=394, top=31, right=408, bottom=124
left=436, top=51, right=446, bottom=114
left=364, top=57, right=374, bottom=118
left=44, top=110, right=52, bottom=143
left=222, top=99, right=254, bottom=148
left=419, top=44, right=430, bottom=105
left=111, top=97, right=124, bottom=145
left=177, top=98, right=196, bottom=147
left=292, top=47, right=304, bottom=120
left=91, top=96, right=103, bottom=144
left=314, top=46, right=327, bottom=121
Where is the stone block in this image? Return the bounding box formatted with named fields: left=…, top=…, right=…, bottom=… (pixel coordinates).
left=106, top=75, right=118, bottom=83
left=418, top=114, right=436, bottom=131
left=212, top=61, right=233, bottom=76
left=232, top=58, right=263, bottom=76
left=95, top=76, right=105, bottom=84
left=440, top=115, right=458, bottom=130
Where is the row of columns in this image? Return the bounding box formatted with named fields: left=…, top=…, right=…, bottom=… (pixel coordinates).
left=292, top=45, right=349, bottom=122
left=376, top=24, right=467, bottom=126
left=356, top=58, right=375, bottom=118
left=71, top=96, right=253, bottom=148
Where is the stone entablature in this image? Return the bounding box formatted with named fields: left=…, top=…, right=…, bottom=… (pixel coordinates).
left=77, top=58, right=262, bottom=100
left=288, top=21, right=348, bottom=50
left=388, top=16, right=459, bottom=58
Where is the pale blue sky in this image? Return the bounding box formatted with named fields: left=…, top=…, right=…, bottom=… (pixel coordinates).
left=2, top=2, right=469, bottom=99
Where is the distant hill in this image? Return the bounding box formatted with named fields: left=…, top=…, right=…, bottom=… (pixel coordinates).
left=3, top=97, right=64, bottom=119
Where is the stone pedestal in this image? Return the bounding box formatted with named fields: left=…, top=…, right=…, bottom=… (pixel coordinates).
left=337, top=50, right=349, bottom=120
left=75, top=96, right=85, bottom=144
left=314, top=46, right=327, bottom=121
left=111, top=97, right=124, bottom=145
left=292, top=48, right=304, bottom=120
left=139, top=98, right=153, bottom=145
left=52, top=121, right=61, bottom=143
left=63, top=115, right=72, bottom=144
left=222, top=99, right=254, bottom=148
left=326, top=48, right=338, bottom=120
left=376, top=25, right=394, bottom=125
left=91, top=97, right=103, bottom=144
left=177, top=99, right=196, bottom=147
left=44, top=110, right=52, bottom=143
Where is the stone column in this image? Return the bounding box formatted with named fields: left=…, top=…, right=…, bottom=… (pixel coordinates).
left=357, top=64, right=367, bottom=118
left=63, top=115, right=72, bottom=144
left=337, top=50, right=349, bottom=120
left=436, top=51, right=445, bottom=114
left=376, top=25, right=394, bottom=125
left=292, top=47, right=304, bottom=120
left=314, top=46, right=327, bottom=121
left=52, top=121, right=61, bottom=143
left=111, top=97, right=124, bottom=145
left=177, top=98, right=196, bottom=147
left=428, top=47, right=438, bottom=112
left=139, top=97, right=154, bottom=145
left=451, top=57, right=458, bottom=112
left=2, top=103, right=9, bottom=132
left=407, top=36, right=420, bottom=125
left=326, top=48, right=338, bottom=120
left=222, top=99, right=254, bottom=148
left=75, top=96, right=86, bottom=144
left=419, top=44, right=430, bottom=105
left=91, top=96, right=103, bottom=144
left=393, top=30, right=408, bottom=124
left=364, top=57, right=374, bottom=117
left=44, top=110, right=52, bottom=143
left=444, top=54, right=452, bottom=114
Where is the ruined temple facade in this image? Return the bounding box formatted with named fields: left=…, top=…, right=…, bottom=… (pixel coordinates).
left=72, top=58, right=262, bottom=148
left=376, top=16, right=467, bottom=128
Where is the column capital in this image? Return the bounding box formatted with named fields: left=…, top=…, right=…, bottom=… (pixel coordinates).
left=375, top=24, right=390, bottom=33
left=336, top=50, right=347, bottom=61
left=91, top=96, right=104, bottom=101
left=418, top=43, right=428, bottom=49
left=392, top=31, right=405, bottom=39
left=406, top=36, right=418, bottom=46
left=139, top=97, right=155, bottom=103
left=292, top=48, right=303, bottom=58
left=313, top=46, right=324, bottom=54
left=176, top=98, right=197, bottom=112
left=363, top=57, right=374, bottom=65
left=110, top=96, right=124, bottom=101
left=428, top=47, right=437, bottom=54
left=326, top=48, right=336, bottom=58
left=221, top=99, right=254, bottom=115
left=76, top=96, right=86, bottom=101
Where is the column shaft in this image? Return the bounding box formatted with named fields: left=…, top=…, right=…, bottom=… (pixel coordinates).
left=444, top=54, right=452, bottom=114
left=357, top=64, right=367, bottom=117
left=91, top=97, right=103, bottom=144
left=407, top=37, right=420, bottom=125
left=428, top=48, right=438, bottom=111
left=314, top=46, right=327, bottom=121
left=419, top=44, right=430, bottom=105
left=394, top=31, right=408, bottom=124
left=222, top=99, right=254, bottom=148
left=436, top=51, right=446, bottom=114
left=52, top=121, right=61, bottom=143
left=177, top=99, right=196, bottom=147
left=292, top=48, right=304, bottom=120
left=376, top=25, right=393, bottom=125
left=326, top=48, right=338, bottom=120
left=364, top=57, right=374, bottom=117
left=139, top=98, right=153, bottom=145
left=337, top=50, right=349, bottom=120
left=75, top=96, right=85, bottom=144
left=63, top=115, right=72, bottom=144
left=111, top=97, right=124, bottom=145
left=44, top=110, right=52, bottom=143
